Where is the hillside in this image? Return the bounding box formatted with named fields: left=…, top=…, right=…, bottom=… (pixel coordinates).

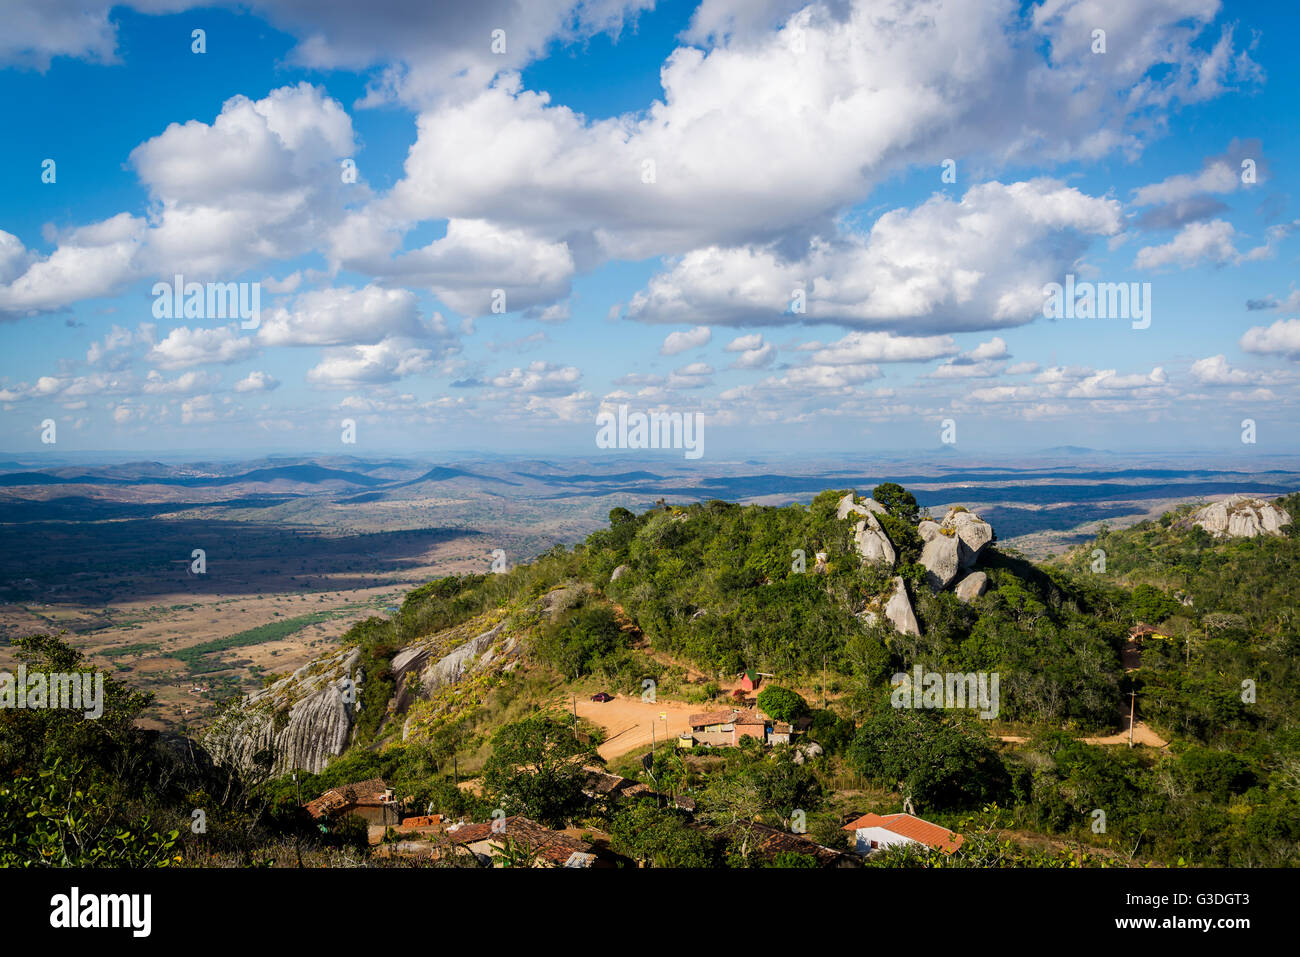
left=5, top=485, right=1298, bottom=868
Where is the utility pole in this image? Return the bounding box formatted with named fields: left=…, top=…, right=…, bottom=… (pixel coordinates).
left=1128, top=690, right=1136, bottom=748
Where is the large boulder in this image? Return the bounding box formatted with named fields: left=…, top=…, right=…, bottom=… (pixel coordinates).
left=940, top=507, right=993, bottom=566
left=1189, top=495, right=1292, bottom=538
left=836, top=491, right=888, bottom=521
left=859, top=576, right=920, bottom=636
left=919, top=532, right=969, bottom=590
left=852, top=514, right=896, bottom=566
left=917, top=520, right=942, bottom=542
left=953, top=571, right=989, bottom=603
left=610, top=564, right=631, bottom=582
left=882, top=576, right=920, bottom=636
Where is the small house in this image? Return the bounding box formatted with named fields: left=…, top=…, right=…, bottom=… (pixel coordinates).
left=444, top=816, right=614, bottom=868
left=842, top=812, right=964, bottom=857
left=304, top=778, right=400, bottom=826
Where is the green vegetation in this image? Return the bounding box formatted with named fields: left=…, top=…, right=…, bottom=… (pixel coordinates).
left=9, top=484, right=1299, bottom=868
left=174, top=609, right=346, bottom=673
left=755, top=685, right=808, bottom=723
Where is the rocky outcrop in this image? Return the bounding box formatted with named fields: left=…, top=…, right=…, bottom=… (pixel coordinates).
left=953, top=571, right=989, bottom=603
left=396, top=620, right=518, bottom=740
left=919, top=532, right=969, bottom=590
left=208, top=600, right=536, bottom=775
left=1188, top=495, right=1292, bottom=538
left=205, top=646, right=363, bottom=776
left=837, top=493, right=895, bottom=566
left=882, top=576, right=920, bottom=636
left=859, top=576, right=919, bottom=637
left=836, top=492, right=888, bottom=521
left=851, top=514, right=896, bottom=566
left=918, top=520, right=942, bottom=542
left=610, top=564, right=630, bottom=582
left=940, top=507, right=993, bottom=566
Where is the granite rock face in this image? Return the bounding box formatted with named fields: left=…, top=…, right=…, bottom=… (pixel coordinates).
left=1189, top=495, right=1292, bottom=538
left=837, top=493, right=895, bottom=566
left=207, top=608, right=529, bottom=775
left=836, top=491, right=889, bottom=521
left=940, top=508, right=993, bottom=567
left=859, top=576, right=919, bottom=637
left=851, top=514, right=896, bottom=566
left=882, top=576, right=920, bottom=636
left=919, top=532, right=970, bottom=590
left=205, top=647, right=363, bottom=776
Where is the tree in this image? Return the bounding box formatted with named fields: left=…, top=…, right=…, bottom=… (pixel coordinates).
left=847, top=705, right=1008, bottom=810
left=609, top=800, right=713, bottom=867
left=534, top=603, right=627, bottom=680
left=872, top=483, right=920, bottom=524
left=756, top=685, right=808, bottom=723
left=481, top=715, right=596, bottom=827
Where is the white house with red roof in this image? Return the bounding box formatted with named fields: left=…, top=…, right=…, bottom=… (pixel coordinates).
left=842, top=812, right=964, bottom=856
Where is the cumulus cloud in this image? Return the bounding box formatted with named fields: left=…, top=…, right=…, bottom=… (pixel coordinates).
left=234, top=370, right=281, bottom=392
left=1240, top=318, right=1300, bottom=360
left=660, top=326, right=712, bottom=356
left=626, top=180, right=1122, bottom=332
left=306, top=337, right=436, bottom=387
left=258, top=284, right=429, bottom=346
left=146, top=325, right=256, bottom=369
left=1135, top=219, right=1291, bottom=269
left=0, top=84, right=357, bottom=318
left=490, top=360, right=582, bottom=394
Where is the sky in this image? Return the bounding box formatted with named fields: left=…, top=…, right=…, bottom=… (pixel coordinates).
left=1, top=0, right=1299, bottom=459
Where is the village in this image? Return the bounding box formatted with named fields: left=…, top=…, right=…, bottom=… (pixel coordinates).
left=297, top=668, right=965, bottom=869
left=301, top=774, right=964, bottom=869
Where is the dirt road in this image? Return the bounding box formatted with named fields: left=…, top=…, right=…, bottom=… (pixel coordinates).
left=569, top=694, right=699, bottom=760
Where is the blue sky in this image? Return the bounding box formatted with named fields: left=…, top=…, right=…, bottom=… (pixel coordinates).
left=1, top=0, right=1298, bottom=458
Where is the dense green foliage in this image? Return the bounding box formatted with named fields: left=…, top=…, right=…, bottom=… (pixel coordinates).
left=481, top=714, right=597, bottom=827
left=755, top=685, right=809, bottom=723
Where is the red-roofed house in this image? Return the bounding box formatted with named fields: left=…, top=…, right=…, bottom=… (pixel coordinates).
left=303, top=778, right=400, bottom=826
left=684, top=708, right=773, bottom=747
left=842, top=812, right=964, bottom=856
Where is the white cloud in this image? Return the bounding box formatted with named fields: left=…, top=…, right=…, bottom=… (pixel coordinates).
left=258, top=284, right=428, bottom=346
left=626, top=180, right=1122, bottom=332
left=141, top=369, right=222, bottom=394
left=1134, top=218, right=1288, bottom=269
left=0, top=84, right=357, bottom=318
left=1240, top=318, right=1300, bottom=360
left=660, top=326, right=712, bottom=356
left=1131, top=161, right=1240, bottom=206
left=306, top=337, right=436, bottom=387
left=234, top=370, right=281, bottom=393
left=147, top=325, right=256, bottom=369
left=667, top=361, right=715, bottom=389
left=490, top=360, right=582, bottom=394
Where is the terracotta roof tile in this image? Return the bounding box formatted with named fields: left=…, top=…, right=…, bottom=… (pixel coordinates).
left=842, top=812, right=964, bottom=854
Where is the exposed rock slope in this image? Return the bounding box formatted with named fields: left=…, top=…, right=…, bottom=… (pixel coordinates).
left=1186, top=495, right=1291, bottom=539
